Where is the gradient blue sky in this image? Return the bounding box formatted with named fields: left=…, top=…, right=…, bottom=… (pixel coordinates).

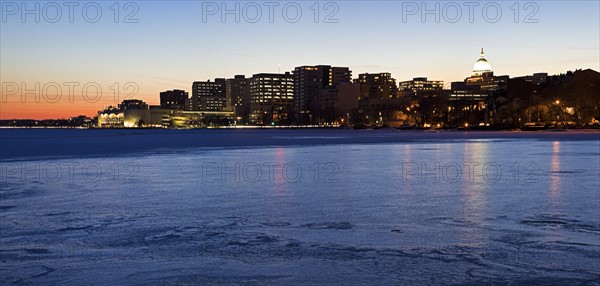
left=1, top=0, right=599, bottom=118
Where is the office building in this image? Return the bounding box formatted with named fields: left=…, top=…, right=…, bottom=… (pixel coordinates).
left=192, top=78, right=227, bottom=111
left=249, top=72, right=294, bottom=125
left=398, top=77, right=443, bottom=95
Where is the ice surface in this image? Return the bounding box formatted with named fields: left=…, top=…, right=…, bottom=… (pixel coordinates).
left=1, top=129, right=599, bottom=285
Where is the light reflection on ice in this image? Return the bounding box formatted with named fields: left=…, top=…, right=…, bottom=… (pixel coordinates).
left=1, top=134, right=599, bottom=285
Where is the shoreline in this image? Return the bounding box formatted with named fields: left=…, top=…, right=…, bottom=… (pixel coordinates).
left=1, top=129, right=599, bottom=162
left=1, top=125, right=599, bottom=131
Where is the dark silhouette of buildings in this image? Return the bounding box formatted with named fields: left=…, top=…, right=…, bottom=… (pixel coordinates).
left=514, top=73, right=548, bottom=85
left=118, top=99, right=149, bottom=110
left=226, top=75, right=251, bottom=124
left=355, top=73, right=400, bottom=124
left=293, top=65, right=351, bottom=125
left=318, top=82, right=360, bottom=124
left=160, top=89, right=189, bottom=110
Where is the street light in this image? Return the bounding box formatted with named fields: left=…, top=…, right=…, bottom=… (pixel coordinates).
left=554, top=100, right=563, bottom=127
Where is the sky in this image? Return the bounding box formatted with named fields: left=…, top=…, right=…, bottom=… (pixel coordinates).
left=1, top=0, right=599, bottom=119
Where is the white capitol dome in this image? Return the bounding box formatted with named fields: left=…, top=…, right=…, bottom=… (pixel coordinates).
left=472, top=48, right=492, bottom=76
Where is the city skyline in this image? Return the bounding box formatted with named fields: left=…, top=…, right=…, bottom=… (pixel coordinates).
left=1, top=1, right=599, bottom=119
left=1, top=50, right=597, bottom=120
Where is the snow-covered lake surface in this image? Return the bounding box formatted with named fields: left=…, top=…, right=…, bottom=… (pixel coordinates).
left=1, top=129, right=599, bottom=285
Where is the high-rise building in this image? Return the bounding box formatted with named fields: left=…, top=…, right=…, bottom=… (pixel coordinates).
left=249, top=72, right=294, bottom=125
left=191, top=78, right=227, bottom=111
left=226, top=75, right=251, bottom=123
left=159, top=89, right=188, bottom=110
left=355, top=73, right=401, bottom=124
left=356, top=73, right=398, bottom=102
left=293, top=65, right=351, bottom=124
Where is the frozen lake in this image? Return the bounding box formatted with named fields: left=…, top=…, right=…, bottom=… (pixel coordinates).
left=1, top=129, right=599, bottom=285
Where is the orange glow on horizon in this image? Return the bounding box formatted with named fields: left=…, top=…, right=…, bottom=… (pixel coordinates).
left=0, top=102, right=100, bottom=120
left=0, top=94, right=159, bottom=120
